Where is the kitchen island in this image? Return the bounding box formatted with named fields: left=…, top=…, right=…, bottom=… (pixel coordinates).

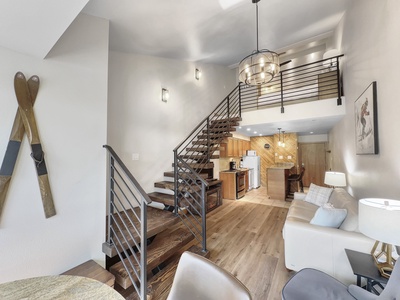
left=267, top=163, right=295, bottom=201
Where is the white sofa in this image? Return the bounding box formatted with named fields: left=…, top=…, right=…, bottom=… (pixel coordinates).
left=283, top=187, right=375, bottom=285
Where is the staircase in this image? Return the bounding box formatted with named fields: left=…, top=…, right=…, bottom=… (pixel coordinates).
left=102, top=85, right=242, bottom=299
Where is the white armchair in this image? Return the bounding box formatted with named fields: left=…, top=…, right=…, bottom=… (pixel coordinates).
left=167, top=251, right=252, bottom=300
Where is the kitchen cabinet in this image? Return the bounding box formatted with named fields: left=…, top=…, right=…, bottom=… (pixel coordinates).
left=220, top=138, right=251, bottom=158
left=219, top=171, right=236, bottom=200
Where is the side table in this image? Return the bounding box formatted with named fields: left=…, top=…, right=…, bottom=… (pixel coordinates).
left=345, top=249, right=388, bottom=295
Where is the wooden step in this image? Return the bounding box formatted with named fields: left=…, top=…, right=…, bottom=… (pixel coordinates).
left=147, top=192, right=175, bottom=207
left=185, top=146, right=219, bottom=152
left=210, top=117, right=241, bottom=125
left=146, top=245, right=210, bottom=300
left=197, top=133, right=232, bottom=139
left=180, top=154, right=219, bottom=160
left=62, top=260, right=115, bottom=288
left=110, top=227, right=194, bottom=289
left=155, top=181, right=201, bottom=193
left=202, top=127, right=236, bottom=133
left=174, top=162, right=214, bottom=170
left=163, top=171, right=208, bottom=180
left=107, top=207, right=179, bottom=257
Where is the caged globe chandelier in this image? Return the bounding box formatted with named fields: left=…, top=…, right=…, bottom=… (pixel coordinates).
left=238, top=0, right=280, bottom=86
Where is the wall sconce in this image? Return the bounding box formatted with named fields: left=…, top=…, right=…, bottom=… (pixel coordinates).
left=162, top=88, right=169, bottom=102
left=195, top=68, right=201, bottom=80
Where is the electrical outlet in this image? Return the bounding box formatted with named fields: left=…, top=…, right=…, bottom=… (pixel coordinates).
left=132, top=153, right=139, bottom=160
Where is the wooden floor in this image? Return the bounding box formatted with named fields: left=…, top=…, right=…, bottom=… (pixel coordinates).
left=121, top=186, right=294, bottom=300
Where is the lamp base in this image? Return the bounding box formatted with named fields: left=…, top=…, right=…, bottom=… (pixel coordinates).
left=371, top=241, right=397, bottom=278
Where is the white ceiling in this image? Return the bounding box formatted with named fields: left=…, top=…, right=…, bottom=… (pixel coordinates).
left=0, top=0, right=351, bottom=136
left=81, top=0, right=350, bottom=66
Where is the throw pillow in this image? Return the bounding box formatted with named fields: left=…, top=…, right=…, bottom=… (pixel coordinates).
left=310, top=203, right=348, bottom=228
left=304, top=183, right=333, bottom=206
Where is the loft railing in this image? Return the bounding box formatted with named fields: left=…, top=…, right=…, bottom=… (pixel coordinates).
left=103, top=145, right=151, bottom=300
left=173, top=85, right=241, bottom=251
left=240, top=54, right=344, bottom=113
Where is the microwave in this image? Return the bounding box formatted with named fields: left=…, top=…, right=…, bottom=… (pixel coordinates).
left=246, top=150, right=256, bottom=156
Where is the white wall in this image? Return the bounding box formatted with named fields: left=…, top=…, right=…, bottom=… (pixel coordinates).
left=108, top=52, right=236, bottom=192
left=329, top=0, right=400, bottom=199
left=0, top=14, right=109, bottom=283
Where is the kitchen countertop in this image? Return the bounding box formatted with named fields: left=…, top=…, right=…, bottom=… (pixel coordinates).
left=268, top=163, right=295, bottom=170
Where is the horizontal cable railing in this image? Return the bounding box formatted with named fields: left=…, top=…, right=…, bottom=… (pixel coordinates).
left=240, top=55, right=343, bottom=113
left=103, top=145, right=152, bottom=300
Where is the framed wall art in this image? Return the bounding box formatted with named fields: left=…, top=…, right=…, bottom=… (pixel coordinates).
left=354, top=81, right=378, bottom=155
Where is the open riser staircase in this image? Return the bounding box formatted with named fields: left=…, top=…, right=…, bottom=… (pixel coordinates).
left=102, top=55, right=344, bottom=300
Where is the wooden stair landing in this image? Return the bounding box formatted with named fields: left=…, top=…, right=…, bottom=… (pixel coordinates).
left=110, top=226, right=194, bottom=289
left=107, top=206, right=179, bottom=257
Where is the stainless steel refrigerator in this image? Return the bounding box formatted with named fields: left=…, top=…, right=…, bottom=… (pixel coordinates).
left=242, top=155, right=260, bottom=188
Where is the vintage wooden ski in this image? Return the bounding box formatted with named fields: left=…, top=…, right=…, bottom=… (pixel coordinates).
left=0, top=76, right=40, bottom=220
left=14, top=72, right=56, bottom=218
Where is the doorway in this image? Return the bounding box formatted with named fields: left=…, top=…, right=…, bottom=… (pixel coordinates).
left=298, top=142, right=327, bottom=187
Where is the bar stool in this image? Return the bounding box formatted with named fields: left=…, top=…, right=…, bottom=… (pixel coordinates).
left=287, top=166, right=305, bottom=196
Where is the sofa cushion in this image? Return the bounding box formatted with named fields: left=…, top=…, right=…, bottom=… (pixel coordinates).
left=310, top=203, right=348, bottom=228
left=328, top=188, right=359, bottom=232
left=286, top=199, right=319, bottom=222
left=304, top=183, right=333, bottom=206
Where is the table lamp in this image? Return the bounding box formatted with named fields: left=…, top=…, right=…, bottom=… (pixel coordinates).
left=359, top=198, right=400, bottom=278
left=324, top=171, right=346, bottom=188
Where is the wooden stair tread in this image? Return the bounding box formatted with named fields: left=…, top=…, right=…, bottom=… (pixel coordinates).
left=107, top=206, right=179, bottom=256
left=147, top=192, right=175, bottom=206
left=62, top=260, right=115, bottom=288
left=155, top=181, right=201, bottom=193
left=175, top=162, right=214, bottom=169
left=146, top=245, right=210, bottom=299
left=197, top=133, right=233, bottom=139
left=180, top=154, right=219, bottom=160
left=163, top=171, right=209, bottom=180
left=110, top=227, right=194, bottom=289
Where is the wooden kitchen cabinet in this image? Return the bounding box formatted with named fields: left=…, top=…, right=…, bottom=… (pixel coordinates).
left=219, top=138, right=250, bottom=158
left=219, top=172, right=236, bottom=200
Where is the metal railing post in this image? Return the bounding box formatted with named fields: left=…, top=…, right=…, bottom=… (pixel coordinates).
left=108, top=155, right=115, bottom=245
left=280, top=72, right=285, bottom=113
left=238, top=84, right=242, bottom=118
left=336, top=56, right=342, bottom=106
left=173, top=149, right=178, bottom=214
left=206, top=117, right=210, bottom=162
left=201, top=182, right=207, bottom=252
left=140, top=196, right=147, bottom=300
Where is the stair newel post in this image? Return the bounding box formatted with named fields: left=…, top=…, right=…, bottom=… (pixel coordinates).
left=173, top=149, right=178, bottom=215
left=336, top=56, right=342, bottom=106
left=201, top=181, right=207, bottom=252
left=140, top=195, right=148, bottom=300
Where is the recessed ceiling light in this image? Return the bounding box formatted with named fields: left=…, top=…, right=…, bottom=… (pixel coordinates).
left=247, top=128, right=251, bottom=131
left=310, top=131, right=314, bottom=134
left=238, top=126, right=242, bottom=129
left=254, top=131, right=257, bottom=134
left=259, top=133, right=262, bottom=136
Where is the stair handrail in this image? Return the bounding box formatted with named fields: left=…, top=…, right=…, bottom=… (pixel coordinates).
left=103, top=144, right=150, bottom=300
left=173, top=85, right=241, bottom=153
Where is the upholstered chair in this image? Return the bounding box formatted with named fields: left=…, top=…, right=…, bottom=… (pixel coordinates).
left=167, top=251, right=252, bottom=300
left=282, top=259, right=400, bottom=300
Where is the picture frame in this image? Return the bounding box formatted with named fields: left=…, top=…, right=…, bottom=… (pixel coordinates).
left=354, top=81, right=378, bottom=155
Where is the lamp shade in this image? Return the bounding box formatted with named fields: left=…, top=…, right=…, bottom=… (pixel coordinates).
left=324, top=171, right=346, bottom=187
left=359, top=198, right=400, bottom=246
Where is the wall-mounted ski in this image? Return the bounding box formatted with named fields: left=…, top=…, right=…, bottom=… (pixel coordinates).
left=0, top=75, right=40, bottom=220
left=0, top=72, right=56, bottom=220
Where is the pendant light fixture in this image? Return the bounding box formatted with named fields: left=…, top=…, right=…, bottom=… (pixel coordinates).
left=238, top=0, right=280, bottom=86
left=277, top=128, right=282, bottom=146
left=282, top=130, right=286, bottom=148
